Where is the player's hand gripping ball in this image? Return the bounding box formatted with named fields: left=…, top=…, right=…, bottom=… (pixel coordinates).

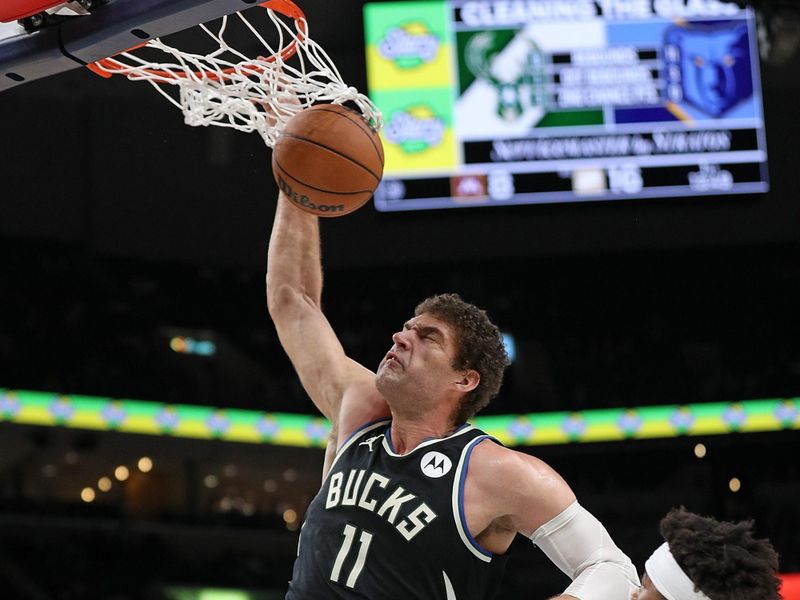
left=272, top=104, right=385, bottom=217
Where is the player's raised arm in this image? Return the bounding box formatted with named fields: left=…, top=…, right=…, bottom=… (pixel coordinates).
left=265, top=192, right=385, bottom=432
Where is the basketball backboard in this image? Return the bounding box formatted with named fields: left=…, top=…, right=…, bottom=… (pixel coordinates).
left=0, top=0, right=265, bottom=93
left=1, top=1, right=69, bottom=22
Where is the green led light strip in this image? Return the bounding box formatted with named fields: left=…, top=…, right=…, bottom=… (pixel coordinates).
left=0, top=388, right=797, bottom=447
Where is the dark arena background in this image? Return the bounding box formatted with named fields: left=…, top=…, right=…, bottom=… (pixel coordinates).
left=1, top=0, right=799, bottom=598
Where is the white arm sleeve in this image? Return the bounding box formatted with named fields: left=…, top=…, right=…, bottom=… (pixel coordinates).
left=530, top=501, right=640, bottom=600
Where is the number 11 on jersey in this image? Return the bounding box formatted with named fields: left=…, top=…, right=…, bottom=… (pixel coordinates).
left=331, top=524, right=373, bottom=589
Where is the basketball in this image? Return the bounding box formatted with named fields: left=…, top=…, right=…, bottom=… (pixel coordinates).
left=271, top=104, right=385, bottom=217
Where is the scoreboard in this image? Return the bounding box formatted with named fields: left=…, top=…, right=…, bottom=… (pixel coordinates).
left=363, top=0, right=768, bottom=212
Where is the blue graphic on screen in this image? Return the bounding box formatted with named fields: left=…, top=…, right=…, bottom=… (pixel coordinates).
left=664, top=22, right=753, bottom=117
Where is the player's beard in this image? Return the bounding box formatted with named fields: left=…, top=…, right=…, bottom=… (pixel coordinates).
left=375, top=368, right=430, bottom=421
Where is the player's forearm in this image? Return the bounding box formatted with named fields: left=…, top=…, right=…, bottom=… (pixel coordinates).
left=532, top=502, right=639, bottom=600
left=266, top=192, right=323, bottom=309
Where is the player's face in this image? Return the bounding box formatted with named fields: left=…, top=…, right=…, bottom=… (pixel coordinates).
left=376, top=313, right=462, bottom=398
left=631, top=574, right=666, bottom=600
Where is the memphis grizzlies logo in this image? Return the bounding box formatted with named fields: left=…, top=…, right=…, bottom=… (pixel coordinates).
left=421, top=451, right=452, bottom=478
left=663, top=21, right=753, bottom=117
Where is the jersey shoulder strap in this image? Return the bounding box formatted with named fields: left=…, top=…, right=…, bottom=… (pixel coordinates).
left=330, top=418, right=391, bottom=471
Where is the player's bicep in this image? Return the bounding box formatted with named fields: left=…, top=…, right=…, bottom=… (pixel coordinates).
left=474, top=444, right=576, bottom=536
left=510, top=453, right=577, bottom=535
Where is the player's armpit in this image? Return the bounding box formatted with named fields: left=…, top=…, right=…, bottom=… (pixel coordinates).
left=321, top=428, right=338, bottom=482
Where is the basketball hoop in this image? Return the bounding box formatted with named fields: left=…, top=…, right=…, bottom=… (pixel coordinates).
left=85, top=0, right=382, bottom=147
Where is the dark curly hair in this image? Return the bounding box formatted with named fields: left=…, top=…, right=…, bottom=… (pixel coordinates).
left=659, top=507, right=780, bottom=600
left=414, top=293, right=509, bottom=424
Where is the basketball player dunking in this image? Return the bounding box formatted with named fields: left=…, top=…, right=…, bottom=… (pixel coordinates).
left=267, top=192, right=640, bottom=599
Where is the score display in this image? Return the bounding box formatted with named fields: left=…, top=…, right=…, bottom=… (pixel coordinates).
left=363, top=0, right=768, bottom=212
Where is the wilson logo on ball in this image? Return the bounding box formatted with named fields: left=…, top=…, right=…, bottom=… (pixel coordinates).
left=276, top=175, right=346, bottom=214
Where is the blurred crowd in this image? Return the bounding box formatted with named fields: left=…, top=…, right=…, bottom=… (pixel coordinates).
left=2, top=238, right=798, bottom=416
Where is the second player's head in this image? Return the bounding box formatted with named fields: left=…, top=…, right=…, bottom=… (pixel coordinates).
left=636, top=507, right=780, bottom=600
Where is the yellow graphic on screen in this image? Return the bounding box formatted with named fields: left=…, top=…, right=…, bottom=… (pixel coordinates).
left=368, top=21, right=451, bottom=90
left=382, top=105, right=457, bottom=173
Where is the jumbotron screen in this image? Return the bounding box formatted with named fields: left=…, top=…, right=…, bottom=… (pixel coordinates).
left=363, top=0, right=768, bottom=212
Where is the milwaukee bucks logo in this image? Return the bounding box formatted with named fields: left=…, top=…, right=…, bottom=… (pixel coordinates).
left=462, top=29, right=548, bottom=121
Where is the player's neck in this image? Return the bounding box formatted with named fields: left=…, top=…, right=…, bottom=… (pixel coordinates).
left=387, top=415, right=458, bottom=455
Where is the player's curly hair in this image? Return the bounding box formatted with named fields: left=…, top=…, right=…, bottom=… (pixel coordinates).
left=415, top=293, right=509, bottom=424
left=660, top=507, right=780, bottom=600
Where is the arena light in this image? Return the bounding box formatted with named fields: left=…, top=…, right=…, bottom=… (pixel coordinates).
left=2, top=388, right=798, bottom=448
left=282, top=508, right=297, bottom=524
left=501, top=332, right=516, bottom=364
left=169, top=336, right=216, bottom=357
left=693, top=443, right=707, bottom=458
left=163, top=587, right=255, bottom=600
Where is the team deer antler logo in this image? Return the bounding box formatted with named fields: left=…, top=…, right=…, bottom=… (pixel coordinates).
left=464, top=30, right=547, bottom=121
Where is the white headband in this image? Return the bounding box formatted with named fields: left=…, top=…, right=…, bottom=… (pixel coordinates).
left=645, top=542, right=712, bottom=600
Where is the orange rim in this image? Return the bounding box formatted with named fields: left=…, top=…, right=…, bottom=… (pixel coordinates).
left=86, top=0, right=307, bottom=80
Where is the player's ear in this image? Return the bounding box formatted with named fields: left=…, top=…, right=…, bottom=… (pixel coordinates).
left=455, top=369, right=480, bottom=394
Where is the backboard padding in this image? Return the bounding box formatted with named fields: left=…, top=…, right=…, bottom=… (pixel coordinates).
left=1, top=0, right=265, bottom=92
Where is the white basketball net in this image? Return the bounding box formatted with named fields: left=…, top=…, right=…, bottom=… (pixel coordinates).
left=89, top=4, right=382, bottom=147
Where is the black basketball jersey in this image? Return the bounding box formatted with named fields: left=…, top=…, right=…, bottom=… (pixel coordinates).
left=285, top=420, right=508, bottom=600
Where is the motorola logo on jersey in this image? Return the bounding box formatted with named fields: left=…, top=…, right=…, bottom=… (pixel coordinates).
left=421, top=451, right=452, bottom=478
